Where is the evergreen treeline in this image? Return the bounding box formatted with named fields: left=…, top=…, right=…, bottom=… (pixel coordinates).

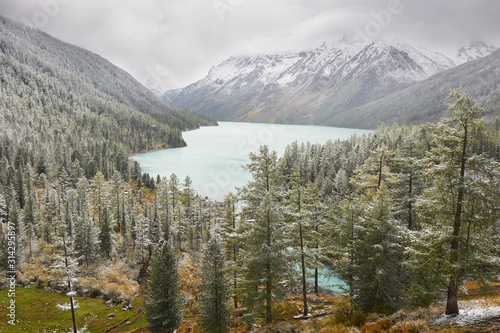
left=0, top=14, right=215, bottom=184
left=0, top=16, right=214, bottom=129
left=0, top=89, right=499, bottom=332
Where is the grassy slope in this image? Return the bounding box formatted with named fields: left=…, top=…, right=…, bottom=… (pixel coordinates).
left=0, top=285, right=148, bottom=332
left=1, top=284, right=499, bottom=332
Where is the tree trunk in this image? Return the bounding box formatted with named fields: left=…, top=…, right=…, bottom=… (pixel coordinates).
left=377, top=151, right=384, bottom=189
left=446, top=124, right=468, bottom=315
left=266, top=209, right=272, bottom=323
left=314, top=267, right=319, bottom=295
left=69, top=284, right=78, bottom=333
left=445, top=279, right=459, bottom=315
left=232, top=200, right=238, bottom=309
left=266, top=282, right=272, bottom=323
left=300, top=223, right=308, bottom=317
left=315, top=222, right=319, bottom=295
left=63, top=233, right=78, bottom=333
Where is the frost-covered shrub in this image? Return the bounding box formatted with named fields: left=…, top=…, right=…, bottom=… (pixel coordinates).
left=331, top=298, right=355, bottom=325
left=319, top=326, right=361, bottom=333
left=74, top=264, right=139, bottom=303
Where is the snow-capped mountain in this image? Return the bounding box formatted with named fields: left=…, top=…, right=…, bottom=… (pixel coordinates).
left=453, top=40, right=497, bottom=65
left=339, top=48, right=500, bottom=129
left=162, top=39, right=496, bottom=126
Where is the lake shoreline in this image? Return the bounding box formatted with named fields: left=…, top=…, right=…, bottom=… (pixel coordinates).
left=128, top=123, right=221, bottom=158
left=131, top=122, right=372, bottom=200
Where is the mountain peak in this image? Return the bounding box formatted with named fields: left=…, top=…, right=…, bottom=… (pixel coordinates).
left=162, top=39, right=496, bottom=127
left=453, top=39, right=497, bottom=65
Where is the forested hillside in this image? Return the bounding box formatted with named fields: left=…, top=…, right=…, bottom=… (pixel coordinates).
left=335, top=48, right=500, bottom=128
left=1, top=86, right=499, bottom=332
left=0, top=15, right=214, bottom=180
left=0, top=13, right=499, bottom=333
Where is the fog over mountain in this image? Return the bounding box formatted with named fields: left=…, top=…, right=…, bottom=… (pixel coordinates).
left=163, top=39, right=497, bottom=128
left=1, top=0, right=499, bottom=92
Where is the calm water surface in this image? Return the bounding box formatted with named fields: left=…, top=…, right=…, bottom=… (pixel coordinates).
left=132, top=121, right=367, bottom=293
left=131, top=122, right=371, bottom=200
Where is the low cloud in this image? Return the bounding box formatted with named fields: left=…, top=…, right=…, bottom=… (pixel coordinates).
left=0, top=0, right=499, bottom=91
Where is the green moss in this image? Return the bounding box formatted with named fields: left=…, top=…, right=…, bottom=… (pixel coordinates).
left=0, top=285, right=146, bottom=332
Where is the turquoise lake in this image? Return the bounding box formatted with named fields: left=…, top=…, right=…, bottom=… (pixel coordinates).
left=132, top=121, right=366, bottom=294
left=131, top=121, right=371, bottom=201
left=295, top=263, right=347, bottom=295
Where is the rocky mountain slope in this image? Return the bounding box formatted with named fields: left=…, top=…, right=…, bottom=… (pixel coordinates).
left=163, top=39, right=496, bottom=128
left=333, top=48, right=500, bottom=128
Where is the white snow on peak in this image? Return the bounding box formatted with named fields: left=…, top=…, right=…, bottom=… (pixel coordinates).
left=197, top=39, right=495, bottom=93
left=206, top=53, right=304, bottom=87
left=453, top=40, right=497, bottom=65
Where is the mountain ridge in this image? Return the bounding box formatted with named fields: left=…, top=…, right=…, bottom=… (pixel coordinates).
left=162, top=39, right=496, bottom=128
left=332, top=47, right=500, bottom=128
left=0, top=15, right=214, bottom=132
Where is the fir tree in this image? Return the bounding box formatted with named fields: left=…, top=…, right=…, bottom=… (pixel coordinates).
left=351, top=184, right=405, bottom=313
left=283, top=164, right=321, bottom=317
left=183, top=176, right=195, bottom=251
left=238, top=146, right=294, bottom=323
left=90, top=171, right=107, bottom=224
left=416, top=89, right=500, bottom=315
left=99, top=207, right=112, bottom=258
left=144, top=239, right=183, bottom=333
left=199, top=237, right=231, bottom=333
left=222, top=192, right=239, bottom=308
left=23, top=184, right=40, bottom=258
left=330, top=194, right=363, bottom=296
left=111, top=170, right=124, bottom=232
left=74, top=213, right=99, bottom=266
left=391, top=126, right=426, bottom=230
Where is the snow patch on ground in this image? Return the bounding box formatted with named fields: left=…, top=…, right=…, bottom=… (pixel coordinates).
left=433, top=299, right=500, bottom=327
left=56, top=301, right=80, bottom=311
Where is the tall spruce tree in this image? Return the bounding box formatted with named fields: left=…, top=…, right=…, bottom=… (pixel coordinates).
left=222, top=192, right=239, bottom=308
left=391, top=126, right=426, bottom=230
left=283, top=164, right=322, bottom=317
left=238, top=146, right=294, bottom=323
left=330, top=194, right=363, bottom=297
left=415, top=89, right=500, bottom=315
left=351, top=184, right=405, bottom=313
left=99, top=207, right=112, bottom=258
left=74, top=213, right=99, bottom=266
left=199, top=237, right=231, bottom=333
left=183, top=176, right=195, bottom=251
left=144, top=239, right=183, bottom=333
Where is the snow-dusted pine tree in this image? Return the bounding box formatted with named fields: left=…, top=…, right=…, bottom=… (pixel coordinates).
left=238, top=145, right=295, bottom=323
left=416, top=89, right=500, bottom=315
left=99, top=207, right=112, bottom=258
left=144, top=239, right=183, bottom=333
left=351, top=184, right=405, bottom=313
left=199, top=236, right=231, bottom=333
left=283, top=164, right=323, bottom=317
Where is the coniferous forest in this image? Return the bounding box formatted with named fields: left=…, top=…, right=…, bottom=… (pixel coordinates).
left=1, top=13, right=500, bottom=333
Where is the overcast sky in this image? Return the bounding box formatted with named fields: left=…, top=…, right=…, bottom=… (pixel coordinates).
left=1, top=0, right=499, bottom=91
